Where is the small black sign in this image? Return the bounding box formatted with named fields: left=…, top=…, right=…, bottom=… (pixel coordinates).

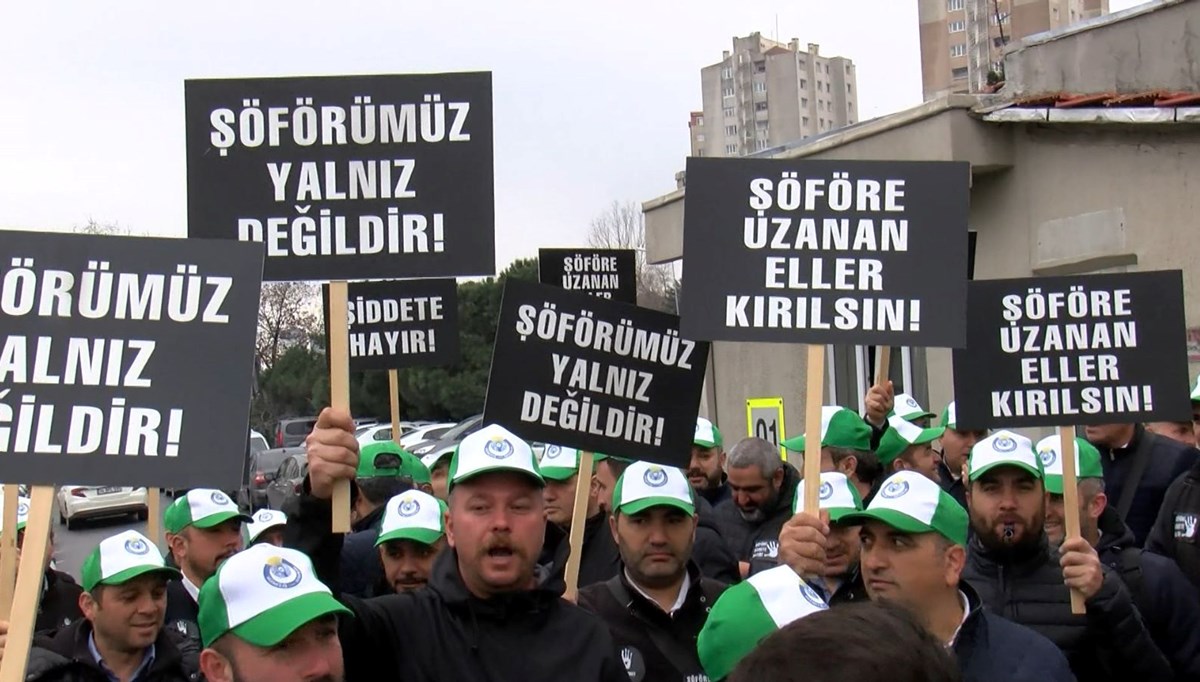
left=538, top=248, right=637, bottom=304
left=680, top=158, right=969, bottom=347
left=323, top=278, right=460, bottom=371
left=0, top=231, right=263, bottom=488
left=185, top=72, right=495, bottom=282
left=953, top=271, right=1190, bottom=428
left=483, top=279, right=709, bottom=468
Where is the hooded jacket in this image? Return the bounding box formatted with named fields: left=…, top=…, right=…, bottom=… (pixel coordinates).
left=37, top=569, right=83, bottom=634
left=953, top=580, right=1075, bottom=682
left=1094, top=506, right=1200, bottom=681
left=540, top=512, right=621, bottom=590
left=25, top=618, right=199, bottom=682
left=714, top=463, right=800, bottom=573
left=1093, top=425, right=1200, bottom=546
left=963, top=534, right=1171, bottom=681
left=1147, top=459, right=1200, bottom=592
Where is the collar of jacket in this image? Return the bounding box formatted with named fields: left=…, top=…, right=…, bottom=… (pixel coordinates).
left=951, top=580, right=986, bottom=653
left=1094, top=506, right=1137, bottom=555
left=429, top=548, right=565, bottom=623
left=936, top=459, right=963, bottom=487
left=40, top=618, right=185, bottom=674
left=969, top=532, right=1050, bottom=575
left=616, top=560, right=707, bottom=621
left=698, top=478, right=730, bottom=507
left=765, top=465, right=801, bottom=520
left=352, top=503, right=388, bottom=533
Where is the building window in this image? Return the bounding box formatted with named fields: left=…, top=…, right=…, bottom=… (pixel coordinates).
left=753, top=81, right=767, bottom=93
left=828, top=101, right=834, bottom=112
left=952, top=67, right=969, bottom=79
left=818, top=98, right=823, bottom=108
left=991, top=12, right=1009, bottom=25
left=950, top=43, right=967, bottom=58
left=696, top=133, right=706, bottom=142
left=725, top=125, right=738, bottom=136
left=722, top=67, right=732, bottom=79
left=801, top=97, right=808, bottom=107
left=826, top=82, right=831, bottom=93
left=819, top=117, right=825, bottom=128
left=800, top=79, right=807, bottom=89
left=723, top=87, right=735, bottom=97
left=803, top=116, right=810, bottom=127
left=754, top=61, right=766, bottom=74
left=949, top=20, right=965, bottom=32
left=725, top=144, right=737, bottom=154
left=696, top=116, right=704, bottom=126
left=697, top=149, right=705, bottom=157
left=724, top=107, right=734, bottom=118
left=756, top=120, right=768, bottom=129
left=756, top=140, right=768, bottom=151
left=755, top=101, right=768, bottom=112
left=947, top=0, right=964, bottom=10
left=847, top=83, right=853, bottom=93
left=848, top=100, right=854, bottom=109
left=824, top=63, right=830, bottom=74
left=993, top=36, right=1007, bottom=48
left=798, top=58, right=806, bottom=68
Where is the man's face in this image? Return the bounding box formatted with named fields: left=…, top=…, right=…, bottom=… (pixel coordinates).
left=542, top=475, right=578, bottom=527
left=859, top=521, right=959, bottom=613
left=173, top=520, right=243, bottom=582
left=594, top=461, right=619, bottom=513
left=968, top=468, right=1046, bottom=554
left=429, top=461, right=450, bottom=501
left=445, top=472, right=545, bottom=598
left=83, top=574, right=168, bottom=652
left=253, top=528, right=285, bottom=548
left=1146, top=421, right=1197, bottom=448
left=1083, top=423, right=1134, bottom=448
left=1044, top=486, right=1104, bottom=547
left=203, top=615, right=343, bottom=682
left=939, top=428, right=985, bottom=475
left=727, top=466, right=783, bottom=523
left=824, top=522, right=862, bottom=578
left=687, top=445, right=725, bottom=491
left=898, top=444, right=942, bottom=484
left=16, top=528, right=55, bottom=571
left=612, top=506, right=697, bottom=589
left=379, top=538, right=443, bottom=593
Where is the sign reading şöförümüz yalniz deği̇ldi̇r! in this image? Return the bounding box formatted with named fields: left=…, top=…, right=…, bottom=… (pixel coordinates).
left=185, top=72, right=495, bottom=281
left=0, top=231, right=262, bottom=489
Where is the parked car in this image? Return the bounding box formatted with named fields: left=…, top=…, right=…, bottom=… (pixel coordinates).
left=409, top=415, right=484, bottom=459
left=399, top=423, right=456, bottom=449
left=275, top=417, right=318, bottom=448
left=353, top=417, right=379, bottom=429
left=57, top=486, right=148, bottom=530
left=249, top=430, right=270, bottom=455
left=356, top=423, right=400, bottom=444
left=238, top=447, right=303, bottom=511
left=265, top=453, right=308, bottom=511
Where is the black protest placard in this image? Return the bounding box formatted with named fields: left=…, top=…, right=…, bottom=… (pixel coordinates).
left=538, top=249, right=637, bottom=304
left=185, top=72, right=494, bottom=282
left=953, top=271, right=1190, bottom=429
left=680, top=158, right=969, bottom=346
left=484, top=279, right=709, bottom=468
left=323, top=279, right=460, bottom=371
left=0, top=231, right=262, bottom=489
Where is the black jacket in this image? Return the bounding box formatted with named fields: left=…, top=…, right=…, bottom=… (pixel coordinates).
left=162, top=579, right=198, bottom=632
left=290, top=489, right=627, bottom=682
left=1095, top=506, right=1200, bottom=681
left=807, top=565, right=869, bottom=607
left=715, top=464, right=800, bottom=572
left=697, top=480, right=731, bottom=510
left=25, top=618, right=199, bottom=682
left=1093, top=425, right=1200, bottom=546
left=692, top=497, right=739, bottom=584
left=1147, top=459, right=1200, bottom=592
left=963, top=534, right=1171, bottom=681
left=338, top=504, right=388, bottom=597
left=37, top=570, right=83, bottom=634
left=578, top=562, right=726, bottom=682
left=540, top=512, right=621, bottom=590
left=937, top=457, right=969, bottom=510
left=953, top=580, right=1075, bottom=682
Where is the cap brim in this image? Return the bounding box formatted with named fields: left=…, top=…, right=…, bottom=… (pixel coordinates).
left=451, top=465, right=545, bottom=490
left=94, top=565, right=182, bottom=592
left=1044, top=475, right=1065, bottom=495
left=969, top=461, right=1042, bottom=482
left=539, top=466, right=579, bottom=482
left=230, top=592, right=352, bottom=647
left=693, top=439, right=718, bottom=449
left=193, top=511, right=253, bottom=529
left=898, top=410, right=938, bottom=421
left=781, top=436, right=805, bottom=452
left=248, top=524, right=287, bottom=544
left=913, top=426, right=945, bottom=445
left=839, top=508, right=935, bottom=536
left=617, top=496, right=695, bottom=517
left=376, top=527, right=445, bottom=547
left=827, top=507, right=862, bottom=524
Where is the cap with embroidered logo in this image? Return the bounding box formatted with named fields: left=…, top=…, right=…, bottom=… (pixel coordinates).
left=420, top=450, right=453, bottom=472
left=1037, top=435, right=1104, bottom=495
left=198, top=544, right=351, bottom=648
left=164, top=489, right=251, bottom=535
left=697, top=564, right=828, bottom=681
left=891, top=393, right=937, bottom=422
left=80, top=530, right=181, bottom=592
left=780, top=406, right=872, bottom=453
left=694, top=417, right=723, bottom=449
left=839, top=470, right=968, bottom=546
left=448, top=424, right=543, bottom=491
left=968, top=431, right=1042, bottom=481
left=376, top=489, right=446, bottom=547
left=246, top=509, right=288, bottom=545
left=791, top=472, right=863, bottom=522
left=0, top=495, right=31, bottom=536
left=538, top=444, right=583, bottom=481
left=876, top=415, right=945, bottom=465
left=612, top=461, right=695, bottom=517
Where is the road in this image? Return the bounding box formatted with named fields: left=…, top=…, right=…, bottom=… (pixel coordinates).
left=51, top=490, right=172, bottom=581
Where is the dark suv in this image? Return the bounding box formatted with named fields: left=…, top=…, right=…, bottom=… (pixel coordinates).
left=275, top=417, right=318, bottom=448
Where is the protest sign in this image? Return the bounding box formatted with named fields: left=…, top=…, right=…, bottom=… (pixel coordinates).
left=0, top=231, right=263, bottom=489
left=953, top=271, right=1190, bottom=429
left=679, top=158, right=969, bottom=347
left=185, top=72, right=495, bottom=281
left=484, top=279, right=709, bottom=468
left=322, top=278, right=460, bottom=371
left=538, top=248, right=637, bottom=304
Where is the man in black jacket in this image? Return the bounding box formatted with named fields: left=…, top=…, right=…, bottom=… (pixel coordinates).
left=23, top=530, right=198, bottom=682
left=688, top=418, right=731, bottom=509
left=539, top=444, right=620, bottom=588
left=933, top=401, right=987, bottom=510
left=1148, top=457, right=1200, bottom=590
left=781, top=406, right=882, bottom=504
left=579, top=460, right=726, bottom=682
left=162, top=488, right=249, bottom=635
left=1086, top=422, right=1199, bottom=545
left=963, top=430, right=1172, bottom=681
left=336, top=441, right=417, bottom=597
left=294, top=412, right=627, bottom=681
left=1040, top=434, right=1200, bottom=680
left=717, top=438, right=801, bottom=577
left=771, top=472, right=869, bottom=605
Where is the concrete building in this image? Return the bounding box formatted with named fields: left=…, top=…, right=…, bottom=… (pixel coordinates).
left=692, top=33, right=859, bottom=158
left=919, top=0, right=1111, bottom=100
left=646, top=0, right=1200, bottom=443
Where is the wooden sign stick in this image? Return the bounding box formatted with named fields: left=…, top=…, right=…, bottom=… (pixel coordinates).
left=875, top=346, right=891, bottom=387
left=0, top=486, right=54, bottom=682
left=146, top=489, right=162, bottom=551
left=562, top=450, right=596, bottom=602
left=802, top=344, right=826, bottom=516
left=389, top=369, right=402, bottom=444
left=1058, top=426, right=1087, bottom=615
left=328, top=281, right=352, bottom=533
left=0, top=485, right=19, bottom=618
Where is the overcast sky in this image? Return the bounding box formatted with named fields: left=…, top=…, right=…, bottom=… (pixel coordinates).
left=0, top=0, right=1146, bottom=273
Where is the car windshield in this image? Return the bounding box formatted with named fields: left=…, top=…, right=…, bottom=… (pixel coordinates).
left=250, top=436, right=268, bottom=454
left=254, top=449, right=292, bottom=474
left=441, top=416, right=482, bottom=441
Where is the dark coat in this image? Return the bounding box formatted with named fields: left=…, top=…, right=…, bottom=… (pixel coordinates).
left=715, top=464, right=800, bottom=572
left=697, top=480, right=731, bottom=510
left=953, top=580, right=1075, bottom=682
left=540, top=512, right=621, bottom=590
left=937, top=457, right=969, bottom=510
left=25, top=618, right=199, bottom=682
left=692, top=496, right=739, bottom=584
left=807, top=565, right=870, bottom=607
left=1147, top=459, right=1200, bottom=593
left=338, top=503, right=388, bottom=597
left=1093, top=425, right=1200, bottom=546
left=37, top=570, right=83, bottom=634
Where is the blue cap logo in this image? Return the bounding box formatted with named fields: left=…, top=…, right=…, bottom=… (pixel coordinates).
left=124, top=538, right=150, bottom=555
left=210, top=491, right=231, bottom=506
left=398, top=498, right=421, bottom=517
left=543, top=445, right=562, bottom=460
left=881, top=479, right=910, bottom=499
left=905, top=397, right=919, bottom=409
left=643, top=466, right=668, bottom=488
left=1039, top=448, right=1058, bottom=468
left=484, top=437, right=515, bottom=460
left=263, top=557, right=303, bottom=589
left=17, top=502, right=28, bottom=517
left=818, top=481, right=834, bottom=500
left=255, top=510, right=274, bottom=524
left=799, top=581, right=829, bottom=610
left=994, top=437, right=1018, bottom=453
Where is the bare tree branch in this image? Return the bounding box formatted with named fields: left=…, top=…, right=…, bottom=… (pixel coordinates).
left=586, top=201, right=679, bottom=312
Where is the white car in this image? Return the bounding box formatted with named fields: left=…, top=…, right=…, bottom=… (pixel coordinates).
left=356, top=423, right=401, bottom=447
left=57, top=486, right=148, bottom=530
left=399, top=423, right=456, bottom=449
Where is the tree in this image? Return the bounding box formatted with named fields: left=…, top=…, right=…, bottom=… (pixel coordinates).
left=587, top=201, right=678, bottom=313
left=73, top=219, right=137, bottom=236
left=256, top=282, right=320, bottom=374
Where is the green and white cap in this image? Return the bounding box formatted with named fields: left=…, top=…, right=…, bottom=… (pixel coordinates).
left=0, top=495, right=31, bottom=535
left=791, top=472, right=863, bottom=522
left=246, top=509, right=288, bottom=545
left=421, top=450, right=453, bottom=472
left=1192, top=374, right=1200, bottom=402
left=697, top=564, right=828, bottom=681
left=940, top=401, right=957, bottom=429
left=356, top=441, right=406, bottom=478
left=376, top=489, right=446, bottom=547
left=892, top=393, right=937, bottom=422
left=198, top=543, right=351, bottom=648
left=80, top=530, right=180, bottom=592
left=780, top=406, right=872, bottom=453
left=538, top=444, right=582, bottom=481
left=448, top=424, right=543, bottom=491
left=840, top=470, right=968, bottom=546
left=968, top=430, right=1042, bottom=481
left=694, top=417, right=723, bottom=449
left=875, top=415, right=945, bottom=465
left=612, top=461, right=695, bottom=516
left=164, top=489, right=251, bottom=534
left=1037, top=435, right=1104, bottom=495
